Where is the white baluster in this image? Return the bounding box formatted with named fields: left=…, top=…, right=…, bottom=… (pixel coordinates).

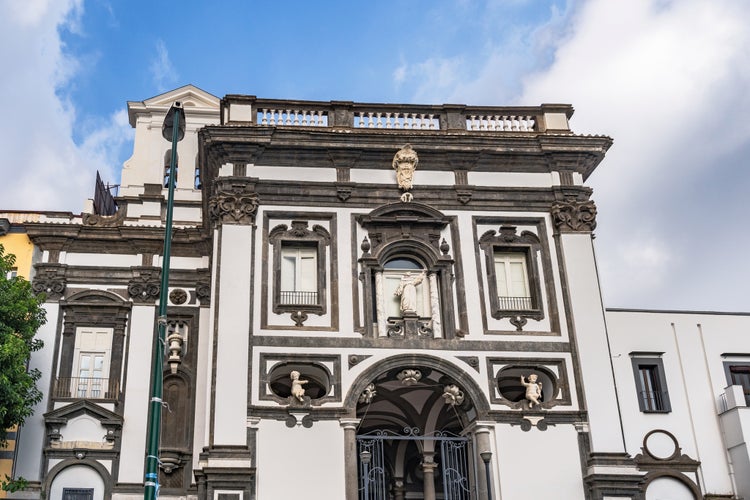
left=428, top=114, right=436, bottom=129
left=260, top=109, right=268, bottom=125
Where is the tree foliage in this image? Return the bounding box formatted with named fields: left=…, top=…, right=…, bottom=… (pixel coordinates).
left=0, top=244, right=45, bottom=446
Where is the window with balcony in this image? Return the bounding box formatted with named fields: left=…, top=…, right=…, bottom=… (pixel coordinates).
left=493, top=252, right=532, bottom=311
left=280, top=244, right=318, bottom=306
left=631, top=356, right=671, bottom=413
left=269, top=220, right=330, bottom=317
left=53, top=290, right=130, bottom=402
left=478, top=225, right=544, bottom=324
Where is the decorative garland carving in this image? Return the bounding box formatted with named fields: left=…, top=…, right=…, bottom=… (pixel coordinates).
left=169, top=288, right=188, bottom=305
left=551, top=199, right=597, bottom=232
left=208, top=179, right=259, bottom=226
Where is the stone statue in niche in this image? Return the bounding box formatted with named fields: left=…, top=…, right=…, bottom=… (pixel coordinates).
left=394, top=271, right=425, bottom=314
left=521, top=374, right=543, bottom=408
left=290, top=370, right=309, bottom=402
left=392, top=144, right=419, bottom=200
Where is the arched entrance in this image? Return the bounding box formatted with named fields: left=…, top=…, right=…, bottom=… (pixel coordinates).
left=351, top=359, right=486, bottom=500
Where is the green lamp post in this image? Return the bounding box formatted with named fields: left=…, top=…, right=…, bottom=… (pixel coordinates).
left=144, top=101, right=185, bottom=500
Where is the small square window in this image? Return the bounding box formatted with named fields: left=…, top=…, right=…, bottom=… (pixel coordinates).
left=6, top=267, right=18, bottom=279
left=631, top=356, right=671, bottom=413
left=724, top=363, right=750, bottom=406
left=63, top=488, right=94, bottom=500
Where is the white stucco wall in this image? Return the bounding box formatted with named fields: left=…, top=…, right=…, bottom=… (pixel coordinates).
left=560, top=233, right=625, bottom=452
left=14, top=305, right=59, bottom=481
left=495, top=423, right=585, bottom=499
left=118, top=304, right=156, bottom=483
left=255, top=420, right=345, bottom=499
left=212, top=224, right=252, bottom=445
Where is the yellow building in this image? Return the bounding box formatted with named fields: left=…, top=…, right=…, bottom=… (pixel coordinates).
left=0, top=212, right=40, bottom=497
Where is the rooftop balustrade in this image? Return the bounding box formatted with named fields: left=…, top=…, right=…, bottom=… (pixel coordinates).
left=220, top=95, right=573, bottom=133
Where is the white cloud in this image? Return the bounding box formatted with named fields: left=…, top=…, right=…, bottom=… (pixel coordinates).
left=515, top=0, right=750, bottom=310
left=150, top=39, right=178, bottom=93
left=0, top=1, right=132, bottom=212
left=398, top=0, right=750, bottom=310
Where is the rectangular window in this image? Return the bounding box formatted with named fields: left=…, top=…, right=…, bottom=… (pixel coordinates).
left=631, top=356, right=671, bottom=412
left=493, top=252, right=532, bottom=310
left=62, top=489, right=94, bottom=500
left=68, top=328, right=112, bottom=399
left=280, top=245, right=318, bottom=305
left=727, top=364, right=750, bottom=406
left=6, top=267, right=17, bottom=279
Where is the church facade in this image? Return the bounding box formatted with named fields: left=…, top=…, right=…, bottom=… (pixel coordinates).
left=9, top=85, right=750, bottom=500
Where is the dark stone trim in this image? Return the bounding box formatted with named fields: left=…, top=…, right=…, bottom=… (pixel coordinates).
left=478, top=225, right=544, bottom=326
left=342, top=354, right=491, bottom=416
left=472, top=216, right=561, bottom=336
left=52, top=290, right=131, bottom=408
left=639, top=470, right=701, bottom=499
left=32, top=263, right=67, bottom=300
left=257, top=353, right=341, bottom=406
left=44, top=459, right=114, bottom=500
left=249, top=335, right=571, bottom=352
left=551, top=199, right=597, bottom=232
left=486, top=357, right=572, bottom=409
left=260, top=210, right=339, bottom=331
left=348, top=354, right=371, bottom=368
left=208, top=177, right=259, bottom=226
left=357, top=202, right=459, bottom=338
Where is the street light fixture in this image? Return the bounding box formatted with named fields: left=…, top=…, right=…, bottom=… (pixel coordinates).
left=144, top=101, right=185, bottom=500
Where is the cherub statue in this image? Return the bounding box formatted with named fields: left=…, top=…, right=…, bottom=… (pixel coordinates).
left=520, top=374, right=543, bottom=408
left=392, top=144, right=419, bottom=191
left=290, top=370, right=308, bottom=402
left=394, top=271, right=425, bottom=314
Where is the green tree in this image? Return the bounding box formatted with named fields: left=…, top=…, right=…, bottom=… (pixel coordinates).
left=0, top=244, right=45, bottom=446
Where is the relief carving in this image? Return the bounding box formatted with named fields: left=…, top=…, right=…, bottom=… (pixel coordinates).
left=32, top=264, right=67, bottom=300
left=82, top=208, right=126, bottom=227
left=393, top=144, right=418, bottom=201
left=208, top=179, right=259, bottom=225
left=551, top=199, right=597, bottom=232
left=128, top=272, right=161, bottom=304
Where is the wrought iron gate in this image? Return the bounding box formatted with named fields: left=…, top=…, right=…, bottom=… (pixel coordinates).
left=357, top=429, right=473, bottom=500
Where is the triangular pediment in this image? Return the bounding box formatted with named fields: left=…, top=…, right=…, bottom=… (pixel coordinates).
left=142, top=84, right=219, bottom=108
left=44, top=400, right=123, bottom=427
left=128, top=84, right=220, bottom=126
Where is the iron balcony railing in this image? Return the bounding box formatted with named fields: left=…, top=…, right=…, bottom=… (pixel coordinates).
left=280, top=290, right=318, bottom=305
left=639, top=390, right=669, bottom=412
left=53, top=377, right=120, bottom=400
left=497, top=296, right=533, bottom=310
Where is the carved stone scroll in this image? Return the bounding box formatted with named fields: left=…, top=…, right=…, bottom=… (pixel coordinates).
left=208, top=179, right=259, bottom=226
left=551, top=200, right=597, bottom=232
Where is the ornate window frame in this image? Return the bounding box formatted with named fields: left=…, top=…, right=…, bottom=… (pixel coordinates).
left=52, top=290, right=131, bottom=403
left=357, top=202, right=458, bottom=339
left=268, top=220, right=331, bottom=317
left=478, top=225, right=544, bottom=326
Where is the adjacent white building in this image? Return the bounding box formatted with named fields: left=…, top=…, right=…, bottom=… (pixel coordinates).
left=9, top=85, right=750, bottom=500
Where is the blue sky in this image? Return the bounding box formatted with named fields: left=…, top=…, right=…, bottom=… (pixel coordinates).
left=2, top=0, right=750, bottom=312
